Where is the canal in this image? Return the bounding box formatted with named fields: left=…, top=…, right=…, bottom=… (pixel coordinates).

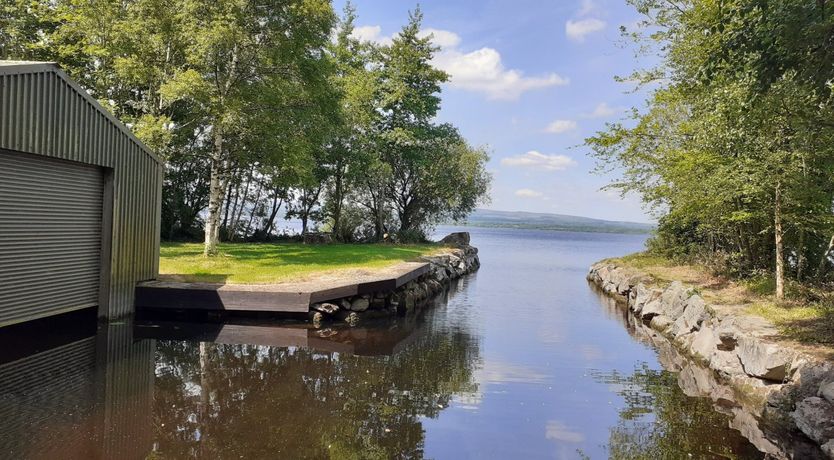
left=0, top=227, right=769, bottom=458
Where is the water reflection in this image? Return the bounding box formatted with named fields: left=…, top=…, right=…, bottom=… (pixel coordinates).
left=149, top=309, right=480, bottom=458
left=0, top=310, right=154, bottom=460
left=590, top=285, right=825, bottom=460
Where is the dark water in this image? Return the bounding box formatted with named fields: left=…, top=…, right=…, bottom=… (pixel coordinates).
left=0, top=227, right=769, bottom=459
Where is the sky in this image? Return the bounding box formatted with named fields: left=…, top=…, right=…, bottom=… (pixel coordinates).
left=333, top=0, right=658, bottom=224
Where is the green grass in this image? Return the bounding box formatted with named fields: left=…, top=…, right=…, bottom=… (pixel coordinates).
left=747, top=301, right=834, bottom=346
left=159, top=242, right=444, bottom=284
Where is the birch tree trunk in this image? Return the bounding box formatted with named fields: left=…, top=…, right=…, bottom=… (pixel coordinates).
left=774, top=182, right=785, bottom=300
left=817, top=234, right=834, bottom=278
left=204, top=127, right=224, bottom=256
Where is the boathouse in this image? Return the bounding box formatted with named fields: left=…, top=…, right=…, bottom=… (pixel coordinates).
left=0, top=61, right=163, bottom=326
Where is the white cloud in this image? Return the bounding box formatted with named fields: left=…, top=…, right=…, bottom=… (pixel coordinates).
left=353, top=24, right=568, bottom=100
left=502, top=151, right=577, bottom=171
left=418, top=28, right=461, bottom=49
left=350, top=25, right=392, bottom=46
left=585, top=102, right=623, bottom=118
left=515, top=188, right=545, bottom=199
left=545, top=420, right=585, bottom=443
left=435, top=48, right=569, bottom=100
left=566, top=18, right=606, bottom=42
left=544, top=119, right=578, bottom=133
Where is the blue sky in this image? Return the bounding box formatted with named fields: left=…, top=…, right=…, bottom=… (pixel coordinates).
left=335, top=0, right=655, bottom=223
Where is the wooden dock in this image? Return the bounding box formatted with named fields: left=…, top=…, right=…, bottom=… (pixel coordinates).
left=135, top=261, right=432, bottom=313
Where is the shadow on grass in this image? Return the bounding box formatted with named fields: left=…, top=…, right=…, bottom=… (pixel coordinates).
left=158, top=273, right=231, bottom=284
left=778, top=307, right=834, bottom=348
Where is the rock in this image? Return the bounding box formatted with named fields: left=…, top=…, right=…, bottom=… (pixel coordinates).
left=659, top=281, right=691, bottom=319
left=737, top=336, right=795, bottom=382
left=650, top=315, right=674, bottom=332
left=716, top=320, right=739, bottom=351
left=672, top=295, right=708, bottom=335
left=820, top=382, right=834, bottom=404
left=632, top=284, right=661, bottom=316
left=350, top=298, right=370, bottom=312
left=709, top=349, right=745, bottom=378
left=823, top=440, right=834, bottom=458
left=690, top=327, right=716, bottom=362
left=311, top=302, right=340, bottom=315
left=792, top=397, right=834, bottom=444
left=340, top=299, right=352, bottom=310
left=440, top=232, right=470, bottom=247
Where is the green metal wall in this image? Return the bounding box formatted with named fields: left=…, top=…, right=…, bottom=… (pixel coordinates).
left=0, top=62, right=163, bottom=321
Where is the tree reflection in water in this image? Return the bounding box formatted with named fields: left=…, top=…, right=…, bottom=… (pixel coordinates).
left=591, top=363, right=764, bottom=460
left=152, top=319, right=480, bottom=459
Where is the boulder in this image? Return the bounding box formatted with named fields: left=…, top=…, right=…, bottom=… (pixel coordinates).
left=350, top=298, right=370, bottom=312
left=737, top=336, right=795, bottom=382
left=641, top=298, right=665, bottom=320
left=792, top=397, right=834, bottom=444
left=650, top=315, right=674, bottom=332
left=440, top=232, right=470, bottom=247
left=632, top=285, right=661, bottom=316
left=820, top=381, right=834, bottom=404
left=659, top=281, right=691, bottom=319
left=672, top=295, right=708, bottom=335
left=690, top=327, right=717, bottom=362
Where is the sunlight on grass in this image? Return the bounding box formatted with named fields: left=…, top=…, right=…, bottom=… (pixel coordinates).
left=159, top=242, right=444, bottom=284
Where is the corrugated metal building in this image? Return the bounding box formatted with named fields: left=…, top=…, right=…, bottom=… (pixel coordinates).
left=0, top=61, right=163, bottom=325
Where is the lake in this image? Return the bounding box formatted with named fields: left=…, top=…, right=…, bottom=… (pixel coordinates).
left=0, top=226, right=767, bottom=459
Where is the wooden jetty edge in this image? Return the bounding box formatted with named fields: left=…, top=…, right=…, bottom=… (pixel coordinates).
left=135, top=262, right=432, bottom=313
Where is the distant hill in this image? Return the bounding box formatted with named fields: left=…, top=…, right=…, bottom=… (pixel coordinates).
left=454, top=209, right=655, bottom=234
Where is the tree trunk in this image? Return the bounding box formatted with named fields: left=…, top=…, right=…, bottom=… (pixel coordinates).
left=774, top=183, right=785, bottom=300
left=333, top=170, right=344, bottom=240
left=204, top=127, right=224, bottom=256
left=243, top=184, right=263, bottom=239
left=817, top=234, right=834, bottom=278
left=796, top=229, right=806, bottom=281
left=263, top=192, right=283, bottom=237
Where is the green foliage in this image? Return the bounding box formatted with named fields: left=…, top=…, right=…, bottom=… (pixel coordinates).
left=3, top=0, right=491, bottom=247
left=589, top=0, right=834, bottom=292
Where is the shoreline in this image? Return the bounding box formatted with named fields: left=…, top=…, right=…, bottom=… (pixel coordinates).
left=588, top=261, right=834, bottom=459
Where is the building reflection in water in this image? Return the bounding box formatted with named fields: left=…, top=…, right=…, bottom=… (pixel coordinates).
left=143, top=303, right=480, bottom=459
left=0, top=281, right=481, bottom=460
left=0, top=309, right=155, bottom=460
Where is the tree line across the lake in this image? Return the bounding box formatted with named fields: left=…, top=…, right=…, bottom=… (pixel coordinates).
left=1, top=0, right=491, bottom=254
left=589, top=0, right=834, bottom=299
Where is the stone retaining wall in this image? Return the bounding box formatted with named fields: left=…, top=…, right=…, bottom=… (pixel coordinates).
left=589, top=261, right=834, bottom=459
left=310, top=233, right=479, bottom=324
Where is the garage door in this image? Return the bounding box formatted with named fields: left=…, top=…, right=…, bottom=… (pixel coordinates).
left=0, top=150, right=104, bottom=326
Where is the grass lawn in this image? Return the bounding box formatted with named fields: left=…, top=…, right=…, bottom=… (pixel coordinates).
left=158, top=242, right=445, bottom=284
left=608, top=252, right=834, bottom=350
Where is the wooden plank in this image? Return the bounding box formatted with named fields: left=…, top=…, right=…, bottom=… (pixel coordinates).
left=134, top=285, right=310, bottom=312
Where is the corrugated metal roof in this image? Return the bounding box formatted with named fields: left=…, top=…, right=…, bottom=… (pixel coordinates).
left=0, top=60, right=162, bottom=165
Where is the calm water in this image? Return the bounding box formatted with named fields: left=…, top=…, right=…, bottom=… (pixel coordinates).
left=0, top=227, right=768, bottom=459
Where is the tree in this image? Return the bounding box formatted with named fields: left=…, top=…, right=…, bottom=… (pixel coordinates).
left=374, top=7, right=490, bottom=239
left=589, top=0, right=834, bottom=299
left=160, top=0, right=337, bottom=255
